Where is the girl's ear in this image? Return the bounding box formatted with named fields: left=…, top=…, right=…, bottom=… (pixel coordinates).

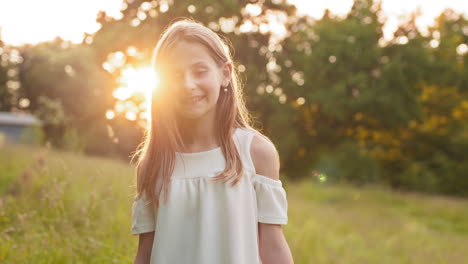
left=221, top=62, right=232, bottom=87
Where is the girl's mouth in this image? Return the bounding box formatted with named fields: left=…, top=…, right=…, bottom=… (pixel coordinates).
left=187, top=96, right=204, bottom=103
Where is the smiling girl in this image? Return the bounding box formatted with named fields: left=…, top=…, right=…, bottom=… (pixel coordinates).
left=131, top=19, right=293, bottom=264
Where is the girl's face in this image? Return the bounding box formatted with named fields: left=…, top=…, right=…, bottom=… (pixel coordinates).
left=165, top=40, right=231, bottom=120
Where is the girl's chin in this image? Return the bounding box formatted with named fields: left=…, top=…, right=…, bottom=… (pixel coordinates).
left=177, top=109, right=206, bottom=120
left=175, top=103, right=216, bottom=120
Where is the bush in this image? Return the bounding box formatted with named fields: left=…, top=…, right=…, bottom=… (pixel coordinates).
left=395, top=152, right=468, bottom=196
left=313, top=142, right=383, bottom=185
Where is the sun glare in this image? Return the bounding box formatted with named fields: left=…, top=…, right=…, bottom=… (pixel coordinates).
left=108, top=65, right=158, bottom=121
left=114, top=65, right=158, bottom=101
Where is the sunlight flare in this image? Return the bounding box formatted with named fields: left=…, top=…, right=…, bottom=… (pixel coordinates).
left=110, top=65, right=159, bottom=121
left=116, top=65, right=159, bottom=103
left=122, top=66, right=157, bottom=91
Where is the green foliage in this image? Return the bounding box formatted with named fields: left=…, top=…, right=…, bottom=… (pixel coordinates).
left=0, top=43, right=22, bottom=111
left=269, top=0, right=468, bottom=196
left=313, top=142, right=382, bottom=185
left=395, top=145, right=468, bottom=196
left=32, top=95, right=68, bottom=147
left=60, top=127, right=85, bottom=153
left=17, top=39, right=118, bottom=155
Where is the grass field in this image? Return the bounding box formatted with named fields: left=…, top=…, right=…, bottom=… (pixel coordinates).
left=1, top=145, right=467, bottom=263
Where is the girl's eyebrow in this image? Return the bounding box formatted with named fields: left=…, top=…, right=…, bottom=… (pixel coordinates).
left=190, top=61, right=208, bottom=67
left=169, top=61, right=208, bottom=72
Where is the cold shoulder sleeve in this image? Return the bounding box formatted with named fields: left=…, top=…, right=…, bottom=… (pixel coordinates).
left=251, top=174, right=288, bottom=225
left=131, top=192, right=157, bottom=235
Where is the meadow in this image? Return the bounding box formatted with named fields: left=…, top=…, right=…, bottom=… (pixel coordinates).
left=1, top=145, right=467, bottom=263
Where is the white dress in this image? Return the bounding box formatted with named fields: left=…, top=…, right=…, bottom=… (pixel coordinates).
left=131, top=127, right=288, bottom=264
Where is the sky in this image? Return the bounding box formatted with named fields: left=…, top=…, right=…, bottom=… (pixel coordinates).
left=0, top=0, right=467, bottom=46
left=0, top=0, right=122, bottom=45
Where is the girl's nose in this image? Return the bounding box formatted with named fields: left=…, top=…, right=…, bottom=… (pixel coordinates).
left=183, top=72, right=196, bottom=91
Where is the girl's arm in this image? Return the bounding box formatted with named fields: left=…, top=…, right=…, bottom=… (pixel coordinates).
left=259, top=223, right=294, bottom=264
left=251, top=134, right=294, bottom=264
left=134, top=231, right=154, bottom=264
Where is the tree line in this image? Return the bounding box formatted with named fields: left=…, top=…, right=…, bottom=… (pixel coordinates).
left=1, top=0, right=467, bottom=196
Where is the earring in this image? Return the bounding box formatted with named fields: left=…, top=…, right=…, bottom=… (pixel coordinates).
left=224, top=87, right=228, bottom=92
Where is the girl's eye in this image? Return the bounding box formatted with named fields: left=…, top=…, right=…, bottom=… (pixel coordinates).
left=194, top=69, right=207, bottom=76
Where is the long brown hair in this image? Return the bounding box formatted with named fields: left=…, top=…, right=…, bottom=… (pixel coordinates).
left=132, top=19, right=253, bottom=208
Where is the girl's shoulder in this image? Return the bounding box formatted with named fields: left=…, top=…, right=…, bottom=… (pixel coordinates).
left=234, top=127, right=280, bottom=181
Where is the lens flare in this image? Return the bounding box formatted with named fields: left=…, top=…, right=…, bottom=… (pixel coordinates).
left=111, top=65, right=159, bottom=121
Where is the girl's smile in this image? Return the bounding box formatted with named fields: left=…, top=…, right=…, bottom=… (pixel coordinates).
left=184, top=95, right=205, bottom=103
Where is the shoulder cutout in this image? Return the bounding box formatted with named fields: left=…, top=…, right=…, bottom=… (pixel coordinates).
left=250, top=132, right=280, bottom=180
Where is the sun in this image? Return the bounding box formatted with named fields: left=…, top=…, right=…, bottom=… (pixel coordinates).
left=113, top=65, right=158, bottom=101
left=108, top=65, right=159, bottom=122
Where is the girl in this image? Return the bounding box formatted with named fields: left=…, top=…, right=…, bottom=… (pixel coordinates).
left=131, top=19, right=294, bottom=264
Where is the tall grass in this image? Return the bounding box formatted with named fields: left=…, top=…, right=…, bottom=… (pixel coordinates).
left=1, top=145, right=467, bottom=263
left=1, top=145, right=136, bottom=263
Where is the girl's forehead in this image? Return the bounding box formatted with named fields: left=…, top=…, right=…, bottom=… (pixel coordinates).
left=164, top=61, right=210, bottom=73
left=166, top=41, right=216, bottom=68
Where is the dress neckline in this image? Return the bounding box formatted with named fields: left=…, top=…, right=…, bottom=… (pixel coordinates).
left=175, top=128, right=240, bottom=156
left=175, top=146, right=222, bottom=156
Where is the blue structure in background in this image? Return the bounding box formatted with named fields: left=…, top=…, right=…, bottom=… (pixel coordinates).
left=0, top=112, right=43, bottom=145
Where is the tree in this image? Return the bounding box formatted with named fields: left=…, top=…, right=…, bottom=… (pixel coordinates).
left=18, top=38, right=117, bottom=154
